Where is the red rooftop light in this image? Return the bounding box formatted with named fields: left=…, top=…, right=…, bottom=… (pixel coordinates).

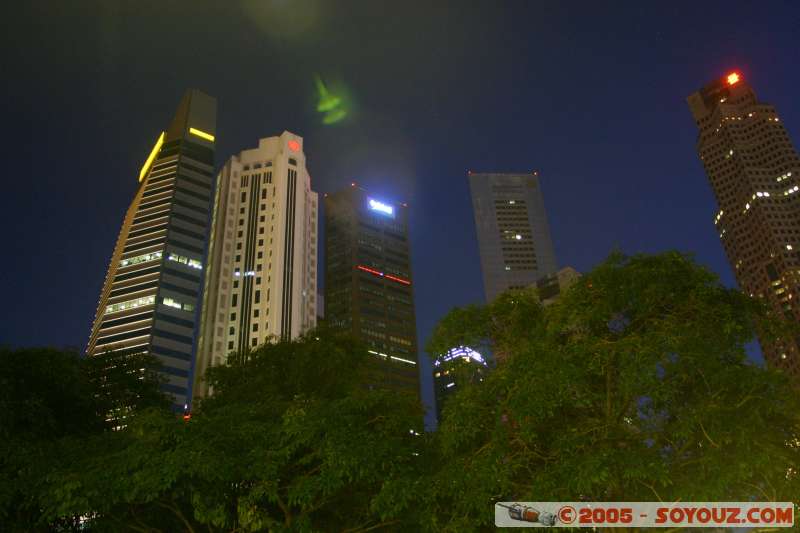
left=287, top=140, right=300, bottom=152
left=727, top=72, right=741, bottom=86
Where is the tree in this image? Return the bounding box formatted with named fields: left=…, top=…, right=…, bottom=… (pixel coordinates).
left=0, top=347, right=168, bottom=531
left=421, top=252, right=800, bottom=531
left=40, top=328, right=424, bottom=532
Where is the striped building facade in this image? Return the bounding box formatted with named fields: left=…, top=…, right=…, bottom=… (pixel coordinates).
left=87, top=89, right=217, bottom=410
left=193, top=132, right=318, bottom=398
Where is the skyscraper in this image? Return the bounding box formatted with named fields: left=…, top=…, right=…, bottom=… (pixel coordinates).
left=688, top=71, right=800, bottom=377
left=87, top=89, right=217, bottom=411
left=194, top=132, right=318, bottom=397
left=468, top=172, right=558, bottom=302
left=324, top=185, right=419, bottom=395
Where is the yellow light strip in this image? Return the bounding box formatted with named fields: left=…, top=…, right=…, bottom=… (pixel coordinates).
left=139, top=132, right=165, bottom=182
left=189, top=127, right=215, bottom=142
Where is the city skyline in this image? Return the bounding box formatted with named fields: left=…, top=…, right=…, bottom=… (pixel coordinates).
left=4, top=2, right=800, bottom=428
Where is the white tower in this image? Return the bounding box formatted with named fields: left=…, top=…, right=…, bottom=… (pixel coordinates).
left=195, top=132, right=318, bottom=397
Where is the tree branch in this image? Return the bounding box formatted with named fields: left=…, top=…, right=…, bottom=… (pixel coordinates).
left=155, top=500, right=195, bottom=533
left=698, top=421, right=719, bottom=448
left=341, top=519, right=400, bottom=533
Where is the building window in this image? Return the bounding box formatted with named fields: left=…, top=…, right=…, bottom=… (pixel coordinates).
left=254, top=309, right=260, bottom=317
left=255, top=290, right=261, bottom=303
left=230, top=313, right=236, bottom=321
left=228, top=341, right=234, bottom=350
left=288, top=158, right=297, bottom=166
left=232, top=294, right=238, bottom=306
left=229, top=326, right=235, bottom=335
left=253, top=324, right=258, bottom=332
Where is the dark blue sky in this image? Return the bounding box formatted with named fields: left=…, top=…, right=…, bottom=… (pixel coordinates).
left=2, top=1, right=799, bottom=425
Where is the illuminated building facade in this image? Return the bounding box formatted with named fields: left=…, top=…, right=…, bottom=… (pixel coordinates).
left=324, top=185, right=419, bottom=395
left=194, top=132, right=318, bottom=397
left=86, top=89, right=216, bottom=410
left=433, top=346, right=487, bottom=421
left=688, top=72, right=800, bottom=377
left=468, top=172, right=558, bottom=302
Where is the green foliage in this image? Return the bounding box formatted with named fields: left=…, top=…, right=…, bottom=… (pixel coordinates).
left=422, top=251, right=800, bottom=531
left=33, top=329, right=423, bottom=532
left=0, top=347, right=169, bottom=531
left=5, top=252, right=800, bottom=532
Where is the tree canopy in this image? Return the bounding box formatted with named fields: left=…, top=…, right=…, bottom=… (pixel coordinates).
left=19, top=329, right=423, bottom=532
left=3, top=252, right=799, bottom=532
left=421, top=251, right=800, bottom=531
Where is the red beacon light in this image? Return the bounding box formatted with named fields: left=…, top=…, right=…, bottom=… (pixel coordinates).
left=726, top=72, right=741, bottom=86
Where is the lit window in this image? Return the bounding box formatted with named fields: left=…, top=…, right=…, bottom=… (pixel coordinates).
left=120, top=251, right=162, bottom=268
left=105, top=295, right=156, bottom=314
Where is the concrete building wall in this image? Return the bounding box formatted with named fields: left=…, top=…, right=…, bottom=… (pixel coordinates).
left=194, top=132, right=318, bottom=398
left=688, top=72, right=800, bottom=377
left=468, top=172, right=558, bottom=303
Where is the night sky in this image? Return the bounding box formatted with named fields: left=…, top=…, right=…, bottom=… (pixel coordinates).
left=3, top=1, right=800, bottom=426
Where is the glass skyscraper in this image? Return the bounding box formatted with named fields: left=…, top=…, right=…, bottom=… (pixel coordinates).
left=86, top=89, right=217, bottom=411
left=324, top=185, right=419, bottom=395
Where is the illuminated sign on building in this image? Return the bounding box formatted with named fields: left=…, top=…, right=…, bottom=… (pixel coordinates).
left=368, top=198, right=394, bottom=217
left=727, top=72, right=741, bottom=86
left=435, top=346, right=487, bottom=367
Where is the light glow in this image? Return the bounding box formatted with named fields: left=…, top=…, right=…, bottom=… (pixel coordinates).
left=287, top=140, right=300, bottom=152
left=189, top=127, right=215, bottom=142
left=139, top=132, right=165, bottom=182
left=368, top=198, right=394, bottom=217
left=727, top=72, right=741, bottom=86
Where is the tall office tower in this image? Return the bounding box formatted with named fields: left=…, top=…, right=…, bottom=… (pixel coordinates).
left=433, top=346, right=487, bottom=421
left=87, top=90, right=217, bottom=411
left=194, top=132, right=318, bottom=397
left=324, top=185, right=419, bottom=395
left=688, top=71, right=800, bottom=377
left=468, top=172, right=558, bottom=303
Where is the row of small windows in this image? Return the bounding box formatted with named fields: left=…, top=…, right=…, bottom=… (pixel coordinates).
left=168, top=253, right=202, bottom=270
left=121, top=250, right=162, bottom=268
left=163, top=296, right=195, bottom=313
left=106, top=295, right=156, bottom=315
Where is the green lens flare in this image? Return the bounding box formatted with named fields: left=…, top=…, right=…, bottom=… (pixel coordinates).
left=322, top=108, right=347, bottom=124
left=315, top=75, right=349, bottom=125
